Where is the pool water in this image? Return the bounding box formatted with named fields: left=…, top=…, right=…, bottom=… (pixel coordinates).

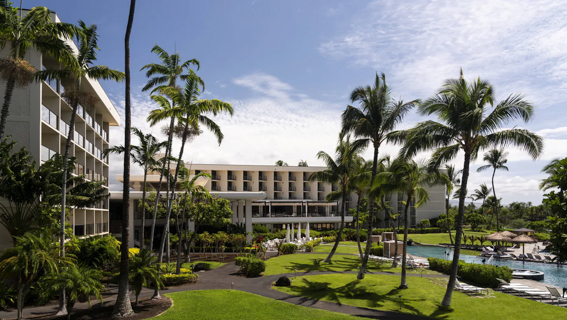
left=407, top=245, right=567, bottom=289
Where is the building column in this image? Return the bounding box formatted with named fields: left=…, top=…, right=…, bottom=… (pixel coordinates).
left=245, top=200, right=253, bottom=243
left=305, top=202, right=309, bottom=217
left=238, top=200, right=245, bottom=224
left=293, top=205, right=297, bottom=215
left=326, top=205, right=330, bottom=217
left=231, top=201, right=237, bottom=224
left=268, top=201, right=272, bottom=216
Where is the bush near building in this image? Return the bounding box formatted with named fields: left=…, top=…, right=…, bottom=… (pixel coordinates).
left=428, top=257, right=512, bottom=288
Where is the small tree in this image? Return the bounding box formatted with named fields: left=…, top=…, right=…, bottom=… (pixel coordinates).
left=466, top=212, right=486, bottom=231
left=129, top=250, right=162, bottom=305
left=418, top=219, right=430, bottom=230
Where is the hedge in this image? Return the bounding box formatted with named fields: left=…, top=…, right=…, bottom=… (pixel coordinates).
left=372, top=227, right=444, bottom=234
left=236, top=257, right=266, bottom=277
left=162, top=273, right=199, bottom=286
left=280, top=243, right=298, bottom=254
left=322, top=236, right=336, bottom=243
left=301, top=239, right=322, bottom=252
left=427, top=257, right=512, bottom=288
left=370, top=243, right=384, bottom=256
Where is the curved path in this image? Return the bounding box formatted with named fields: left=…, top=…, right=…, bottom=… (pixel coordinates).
left=0, top=260, right=445, bottom=319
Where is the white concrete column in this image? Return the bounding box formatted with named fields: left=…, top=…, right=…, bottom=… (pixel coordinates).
left=305, top=202, right=309, bottom=217
left=188, top=220, right=195, bottom=232
left=245, top=200, right=253, bottom=243
left=268, top=202, right=272, bottom=216
left=326, top=205, right=330, bottom=216
left=293, top=205, right=297, bottom=215
left=238, top=200, right=245, bottom=224
left=291, top=223, right=295, bottom=242
left=231, top=202, right=237, bottom=224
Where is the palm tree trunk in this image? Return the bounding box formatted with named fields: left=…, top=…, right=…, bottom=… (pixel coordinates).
left=400, top=194, right=411, bottom=289
left=112, top=1, right=136, bottom=317
left=355, top=195, right=363, bottom=257
left=323, top=187, right=347, bottom=263
left=491, top=168, right=499, bottom=231
left=446, top=196, right=453, bottom=245
left=140, top=164, right=148, bottom=251
left=175, top=206, right=184, bottom=274
left=441, top=151, right=471, bottom=307
left=358, top=146, right=379, bottom=279
left=390, top=196, right=399, bottom=268
left=0, top=74, right=16, bottom=140
left=17, top=283, right=23, bottom=320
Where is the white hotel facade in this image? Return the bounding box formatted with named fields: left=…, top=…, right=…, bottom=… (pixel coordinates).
left=0, top=12, right=118, bottom=251
left=110, top=163, right=445, bottom=246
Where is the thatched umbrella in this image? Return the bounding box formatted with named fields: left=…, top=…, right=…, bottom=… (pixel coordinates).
left=486, top=232, right=510, bottom=242
left=500, top=231, right=517, bottom=238
left=510, top=234, right=537, bottom=261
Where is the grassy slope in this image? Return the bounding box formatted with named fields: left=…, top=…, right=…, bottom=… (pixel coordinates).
left=398, top=231, right=489, bottom=245
left=181, top=261, right=226, bottom=270
left=264, top=253, right=439, bottom=276
left=155, top=290, right=357, bottom=320
left=315, top=241, right=480, bottom=257
left=275, top=274, right=567, bottom=320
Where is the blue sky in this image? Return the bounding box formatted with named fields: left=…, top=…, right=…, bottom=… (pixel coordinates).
left=27, top=1, right=567, bottom=204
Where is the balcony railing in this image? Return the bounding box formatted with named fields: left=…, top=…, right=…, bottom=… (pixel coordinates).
left=86, top=223, right=94, bottom=235
left=260, top=186, right=267, bottom=191
left=243, top=175, right=252, bottom=181
left=212, top=175, right=221, bottom=180
left=289, top=186, right=296, bottom=191
left=274, top=186, right=282, bottom=191
left=303, top=196, right=312, bottom=200
left=228, top=186, right=237, bottom=191
left=42, top=105, right=58, bottom=129
left=75, top=131, right=84, bottom=148
left=85, top=169, right=93, bottom=181
left=274, top=176, right=282, bottom=181
left=304, top=186, right=311, bottom=191
left=332, top=186, right=338, bottom=192
left=289, top=175, right=296, bottom=181
left=212, top=186, right=221, bottom=191
left=102, top=130, right=108, bottom=141
left=259, top=175, right=267, bottom=181
left=318, top=196, right=325, bottom=201
left=244, top=186, right=252, bottom=191
left=102, top=222, right=108, bottom=232
left=77, top=104, right=85, bottom=119
left=75, top=163, right=84, bottom=175
left=318, top=187, right=325, bottom=192
left=41, top=145, right=57, bottom=162
left=274, top=196, right=284, bottom=200
left=227, top=175, right=237, bottom=180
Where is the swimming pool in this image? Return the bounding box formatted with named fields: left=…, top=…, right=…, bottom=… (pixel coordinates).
left=407, top=245, right=567, bottom=289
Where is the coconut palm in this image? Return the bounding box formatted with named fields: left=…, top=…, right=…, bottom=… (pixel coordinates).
left=309, top=133, right=365, bottom=263
left=113, top=1, right=136, bottom=317
left=0, top=232, right=71, bottom=320
left=377, top=158, right=436, bottom=289
left=141, top=45, right=200, bottom=253
left=477, top=149, right=509, bottom=231
left=298, top=160, right=308, bottom=167
left=104, top=128, right=166, bottom=250
left=0, top=2, right=78, bottom=139
left=275, top=160, right=288, bottom=166
left=540, top=158, right=567, bottom=192
left=438, top=165, right=461, bottom=245
left=129, top=250, right=162, bottom=305
left=391, top=70, right=543, bottom=306
left=341, top=73, right=418, bottom=279
left=349, top=156, right=372, bottom=256
left=472, top=183, right=492, bottom=226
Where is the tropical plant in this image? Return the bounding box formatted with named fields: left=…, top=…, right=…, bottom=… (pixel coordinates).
left=391, top=70, right=543, bottom=306
left=438, top=165, right=461, bottom=244
left=298, top=160, right=308, bottom=167
left=103, top=128, right=166, bottom=250
left=113, top=1, right=136, bottom=317
left=68, top=236, right=120, bottom=269
left=0, top=232, right=70, bottom=320
left=129, top=250, right=163, bottom=305
left=309, top=133, right=365, bottom=263
left=477, top=149, right=509, bottom=231
left=0, top=2, right=78, bottom=139
left=341, top=73, right=417, bottom=279
left=540, top=158, right=567, bottom=192
left=42, top=264, right=104, bottom=320
left=275, top=160, right=288, bottom=166
left=472, top=183, right=492, bottom=225
left=349, top=156, right=372, bottom=256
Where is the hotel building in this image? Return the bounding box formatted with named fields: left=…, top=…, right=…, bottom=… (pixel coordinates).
left=110, top=163, right=445, bottom=246
left=0, top=12, right=119, bottom=251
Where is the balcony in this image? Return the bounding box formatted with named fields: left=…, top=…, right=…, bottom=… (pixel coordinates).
left=212, top=186, right=221, bottom=191
left=75, top=163, right=84, bottom=175
left=228, top=186, right=237, bottom=191
left=259, top=175, right=267, bottom=181
left=243, top=175, right=252, bottom=181
left=244, top=186, right=252, bottom=191
left=260, top=186, right=267, bottom=191
left=289, top=175, right=296, bottom=181
left=304, top=196, right=312, bottom=200
left=274, top=186, right=282, bottom=191
left=318, top=187, right=325, bottom=192
left=60, top=120, right=70, bottom=137
left=332, top=186, right=338, bottom=192
left=42, top=105, right=58, bottom=129
left=303, top=186, right=311, bottom=191
left=227, top=175, right=237, bottom=180
left=274, top=176, right=282, bottom=181
left=212, top=175, right=221, bottom=180
left=289, top=186, right=296, bottom=191
left=41, top=145, right=57, bottom=162
left=318, top=195, right=326, bottom=201
left=102, top=130, right=108, bottom=142
left=86, top=223, right=94, bottom=235
left=75, top=131, right=84, bottom=148
left=274, top=195, right=284, bottom=200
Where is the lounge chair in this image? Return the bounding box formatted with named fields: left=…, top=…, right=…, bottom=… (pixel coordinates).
left=547, top=287, right=567, bottom=305
left=533, top=254, right=544, bottom=262
left=510, top=254, right=518, bottom=259
left=544, top=255, right=554, bottom=263
left=526, top=253, right=535, bottom=260
left=455, top=280, right=489, bottom=295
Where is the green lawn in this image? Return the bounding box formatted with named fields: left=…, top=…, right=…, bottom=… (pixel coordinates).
left=264, top=253, right=439, bottom=276
left=399, top=231, right=489, bottom=245
left=274, top=274, right=567, bottom=320
left=154, top=290, right=357, bottom=319
left=181, top=261, right=226, bottom=270
left=314, top=244, right=361, bottom=255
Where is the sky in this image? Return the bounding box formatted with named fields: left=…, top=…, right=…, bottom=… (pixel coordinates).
left=26, top=0, right=567, bottom=204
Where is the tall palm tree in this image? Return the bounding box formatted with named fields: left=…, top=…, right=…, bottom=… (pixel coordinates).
left=0, top=2, right=78, bottom=139
left=438, top=165, right=461, bottom=245
left=298, top=160, right=308, bottom=167
left=141, top=44, right=199, bottom=253
left=472, top=183, right=492, bottom=225
left=391, top=70, right=543, bottom=306
left=377, top=158, right=436, bottom=289
left=540, top=158, right=567, bottom=192
left=113, top=1, right=136, bottom=317
left=349, top=156, right=372, bottom=256
left=309, top=133, right=365, bottom=263
left=341, top=73, right=418, bottom=279
left=275, top=160, right=288, bottom=166
left=104, top=128, right=166, bottom=250
left=477, top=149, right=509, bottom=231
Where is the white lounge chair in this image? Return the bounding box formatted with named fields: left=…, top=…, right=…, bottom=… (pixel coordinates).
left=547, top=287, right=567, bottom=305
left=455, top=280, right=489, bottom=295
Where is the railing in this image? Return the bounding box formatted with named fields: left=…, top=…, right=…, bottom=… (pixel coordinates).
left=41, top=105, right=58, bottom=129
left=274, top=176, right=282, bottom=181
left=244, top=186, right=252, bottom=191
left=95, top=147, right=102, bottom=159
left=259, top=175, right=267, bottom=181
left=289, top=175, right=296, bottom=181
left=243, top=175, right=252, bottom=181
left=212, top=186, right=221, bottom=191
left=102, top=130, right=108, bottom=141
left=318, top=187, right=325, bottom=192
left=60, top=120, right=70, bottom=137
left=227, top=175, right=237, bottom=180
left=289, top=196, right=298, bottom=200
left=77, top=104, right=85, bottom=119
left=75, top=163, right=84, bottom=175
left=260, top=186, right=267, bottom=191
left=274, top=186, right=282, bottom=191
left=289, top=186, right=296, bottom=191
left=332, top=186, right=338, bottom=192
left=304, top=186, right=311, bottom=191
left=274, top=196, right=284, bottom=200
left=102, top=222, right=108, bottom=232
left=75, top=131, right=84, bottom=148
left=85, top=139, right=93, bottom=153
left=212, top=175, right=221, bottom=180
left=85, top=169, right=93, bottom=181
left=94, top=122, right=101, bottom=135
left=41, top=145, right=57, bottom=162
left=318, top=196, right=325, bottom=201
left=304, top=195, right=311, bottom=200
left=86, top=223, right=94, bottom=235
left=228, top=186, right=237, bottom=191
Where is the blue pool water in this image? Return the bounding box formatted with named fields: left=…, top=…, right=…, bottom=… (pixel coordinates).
left=407, top=245, right=567, bottom=289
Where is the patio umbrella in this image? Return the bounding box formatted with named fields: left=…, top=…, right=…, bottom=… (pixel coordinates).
left=285, top=225, right=290, bottom=243
left=500, top=231, right=517, bottom=238
left=306, top=222, right=310, bottom=240
left=291, top=223, right=295, bottom=242
left=510, top=234, right=537, bottom=261
left=486, top=232, right=510, bottom=242
left=297, top=222, right=302, bottom=241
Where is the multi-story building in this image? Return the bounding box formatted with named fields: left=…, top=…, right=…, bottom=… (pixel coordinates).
left=109, top=163, right=445, bottom=246
left=0, top=12, right=119, bottom=251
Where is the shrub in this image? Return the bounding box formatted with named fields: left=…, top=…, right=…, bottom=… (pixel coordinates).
left=322, top=236, right=336, bottom=243
left=300, top=239, right=322, bottom=252
left=253, top=224, right=270, bottom=234
left=427, top=257, right=512, bottom=288
left=372, top=227, right=443, bottom=234
left=527, top=220, right=547, bottom=233
left=237, top=257, right=266, bottom=277
left=280, top=243, right=298, bottom=254
left=162, top=273, right=199, bottom=286
left=418, top=219, right=431, bottom=229
left=534, top=233, right=550, bottom=241
left=370, top=243, right=384, bottom=256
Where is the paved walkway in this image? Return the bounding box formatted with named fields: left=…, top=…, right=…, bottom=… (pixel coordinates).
left=0, top=261, right=443, bottom=320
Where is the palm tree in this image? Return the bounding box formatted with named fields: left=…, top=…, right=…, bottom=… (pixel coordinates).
left=438, top=165, right=461, bottom=245
left=309, top=133, right=365, bottom=263
left=298, top=160, right=308, bottom=167
left=472, top=183, right=492, bottom=226
left=391, top=70, right=543, bottom=306
left=129, top=250, right=162, bottom=305
left=275, top=160, right=288, bottom=166
left=141, top=44, right=199, bottom=253
left=0, top=232, right=70, bottom=320
left=104, top=128, right=166, bottom=250
left=0, top=2, right=78, bottom=139
left=44, top=264, right=104, bottom=320
left=341, top=73, right=418, bottom=279
left=477, top=149, right=509, bottom=231
left=113, top=1, right=136, bottom=317
left=540, top=158, right=567, bottom=192
left=377, top=158, right=436, bottom=289
left=349, top=156, right=372, bottom=256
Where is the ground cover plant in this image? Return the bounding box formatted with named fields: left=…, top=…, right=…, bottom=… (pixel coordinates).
left=274, top=274, right=567, bottom=320
left=181, top=261, right=226, bottom=270
left=155, top=290, right=358, bottom=320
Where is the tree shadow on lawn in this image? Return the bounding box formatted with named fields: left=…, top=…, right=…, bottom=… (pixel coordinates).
left=285, top=256, right=394, bottom=275
left=282, top=278, right=441, bottom=318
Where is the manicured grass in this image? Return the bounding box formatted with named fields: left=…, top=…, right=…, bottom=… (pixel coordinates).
left=155, top=290, right=357, bottom=319
left=274, top=274, right=567, bottom=320
left=398, top=231, right=489, bottom=245
left=181, top=261, right=226, bottom=270
left=314, top=244, right=361, bottom=255
left=264, top=253, right=439, bottom=276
